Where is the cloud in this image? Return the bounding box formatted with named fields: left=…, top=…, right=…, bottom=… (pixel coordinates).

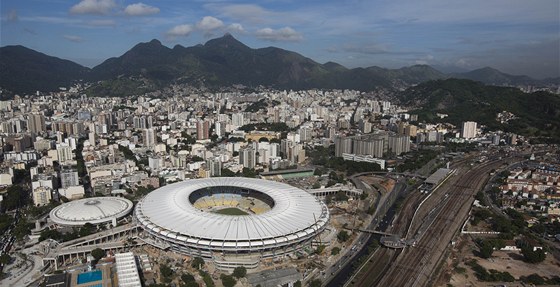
left=64, top=35, right=84, bottom=43
left=196, top=16, right=224, bottom=37
left=7, top=9, right=18, bottom=22
left=255, top=27, right=302, bottom=42
left=455, top=58, right=474, bottom=68
left=415, top=54, right=434, bottom=65
left=208, top=4, right=270, bottom=24
left=85, top=19, right=116, bottom=27
left=166, top=24, right=194, bottom=38
left=70, top=0, right=116, bottom=15
left=329, top=44, right=391, bottom=55
left=377, top=0, right=559, bottom=24
left=226, top=23, right=245, bottom=34
left=20, top=16, right=81, bottom=25
left=124, top=3, right=160, bottom=16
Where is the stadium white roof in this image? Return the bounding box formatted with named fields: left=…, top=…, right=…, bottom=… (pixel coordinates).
left=136, top=177, right=329, bottom=242
left=49, top=197, right=133, bottom=226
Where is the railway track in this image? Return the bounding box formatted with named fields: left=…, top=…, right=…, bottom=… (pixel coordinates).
left=349, top=187, right=424, bottom=286
left=376, top=160, right=503, bottom=287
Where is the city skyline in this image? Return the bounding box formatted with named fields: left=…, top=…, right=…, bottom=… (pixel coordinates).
left=1, top=0, right=559, bottom=79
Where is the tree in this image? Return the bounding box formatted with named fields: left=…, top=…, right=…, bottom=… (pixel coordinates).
left=232, top=266, right=247, bottom=278
left=334, top=191, right=349, bottom=201
left=220, top=274, right=236, bottom=287
left=79, top=222, right=95, bottom=237
left=309, top=279, right=322, bottom=287
left=191, top=156, right=204, bottom=162
left=521, top=246, right=546, bottom=263
left=331, top=247, right=341, bottom=256
left=181, top=273, right=196, bottom=284
left=293, top=281, right=302, bottom=287
left=39, top=229, right=63, bottom=242
left=325, top=194, right=333, bottom=205
left=522, top=274, right=546, bottom=285
left=360, top=192, right=368, bottom=200
left=191, top=257, right=205, bottom=269
left=479, top=241, right=494, bottom=259
left=241, top=167, right=258, bottom=178
left=0, top=254, right=11, bottom=265
left=91, top=248, right=105, bottom=261
left=221, top=168, right=237, bottom=177
left=337, top=230, right=349, bottom=243
left=315, top=245, right=326, bottom=255
left=160, top=264, right=173, bottom=283
left=199, top=270, right=215, bottom=287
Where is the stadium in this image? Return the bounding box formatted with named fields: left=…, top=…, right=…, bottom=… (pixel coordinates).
left=135, top=177, right=329, bottom=268
left=49, top=197, right=134, bottom=227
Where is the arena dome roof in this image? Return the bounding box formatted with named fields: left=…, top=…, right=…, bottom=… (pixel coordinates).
left=135, top=177, right=329, bottom=252
left=50, top=197, right=134, bottom=226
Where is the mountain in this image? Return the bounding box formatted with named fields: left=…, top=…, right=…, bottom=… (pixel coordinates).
left=85, top=34, right=447, bottom=95
left=90, top=39, right=175, bottom=82
left=452, top=67, right=544, bottom=86
left=400, top=78, right=560, bottom=142
left=0, top=45, right=90, bottom=94
left=1, top=34, right=557, bottom=96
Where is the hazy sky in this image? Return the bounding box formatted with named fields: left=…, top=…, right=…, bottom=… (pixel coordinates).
left=1, top=0, right=559, bottom=78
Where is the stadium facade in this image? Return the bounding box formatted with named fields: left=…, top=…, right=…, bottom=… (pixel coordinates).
left=134, top=177, right=329, bottom=268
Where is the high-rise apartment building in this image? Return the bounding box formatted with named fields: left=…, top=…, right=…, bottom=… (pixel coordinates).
left=232, top=113, right=244, bottom=127
left=196, top=120, right=210, bottom=140
left=239, top=147, right=256, bottom=169
left=461, top=121, right=478, bottom=139
left=60, top=169, right=79, bottom=189
left=33, top=186, right=52, bottom=206
left=27, top=113, right=45, bottom=134
left=143, top=128, right=156, bottom=148
left=388, top=135, right=411, bottom=156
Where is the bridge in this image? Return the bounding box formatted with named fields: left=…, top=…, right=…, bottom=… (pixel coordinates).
left=350, top=171, right=427, bottom=180
left=307, top=185, right=363, bottom=198
left=353, top=228, right=417, bottom=249
left=42, top=223, right=141, bottom=270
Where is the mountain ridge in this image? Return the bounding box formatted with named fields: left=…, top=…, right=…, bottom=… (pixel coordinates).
left=0, top=34, right=557, bottom=96
left=0, top=45, right=90, bottom=95
left=399, top=78, right=560, bottom=142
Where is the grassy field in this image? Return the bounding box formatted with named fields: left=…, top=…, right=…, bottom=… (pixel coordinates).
left=214, top=208, right=249, bottom=216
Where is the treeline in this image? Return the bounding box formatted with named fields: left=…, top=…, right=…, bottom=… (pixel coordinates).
left=403, top=79, right=560, bottom=143
left=308, top=146, right=381, bottom=175
left=396, top=149, right=438, bottom=172
left=239, top=122, right=291, bottom=132
left=466, top=259, right=514, bottom=282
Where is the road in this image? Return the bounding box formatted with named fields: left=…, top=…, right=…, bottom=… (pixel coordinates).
left=346, top=184, right=424, bottom=287
left=325, top=178, right=407, bottom=287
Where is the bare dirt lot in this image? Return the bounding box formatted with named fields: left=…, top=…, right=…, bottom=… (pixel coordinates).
left=357, top=176, right=395, bottom=194
left=438, top=234, right=560, bottom=287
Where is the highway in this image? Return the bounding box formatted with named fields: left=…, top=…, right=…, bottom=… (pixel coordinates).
left=375, top=159, right=504, bottom=287
left=346, top=185, right=424, bottom=286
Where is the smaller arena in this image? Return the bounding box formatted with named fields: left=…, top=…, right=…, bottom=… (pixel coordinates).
left=49, top=197, right=134, bottom=227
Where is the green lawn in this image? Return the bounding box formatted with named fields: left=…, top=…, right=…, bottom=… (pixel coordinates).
left=214, top=208, right=249, bottom=216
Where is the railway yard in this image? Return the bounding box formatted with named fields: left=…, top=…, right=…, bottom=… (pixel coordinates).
left=344, top=156, right=508, bottom=287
